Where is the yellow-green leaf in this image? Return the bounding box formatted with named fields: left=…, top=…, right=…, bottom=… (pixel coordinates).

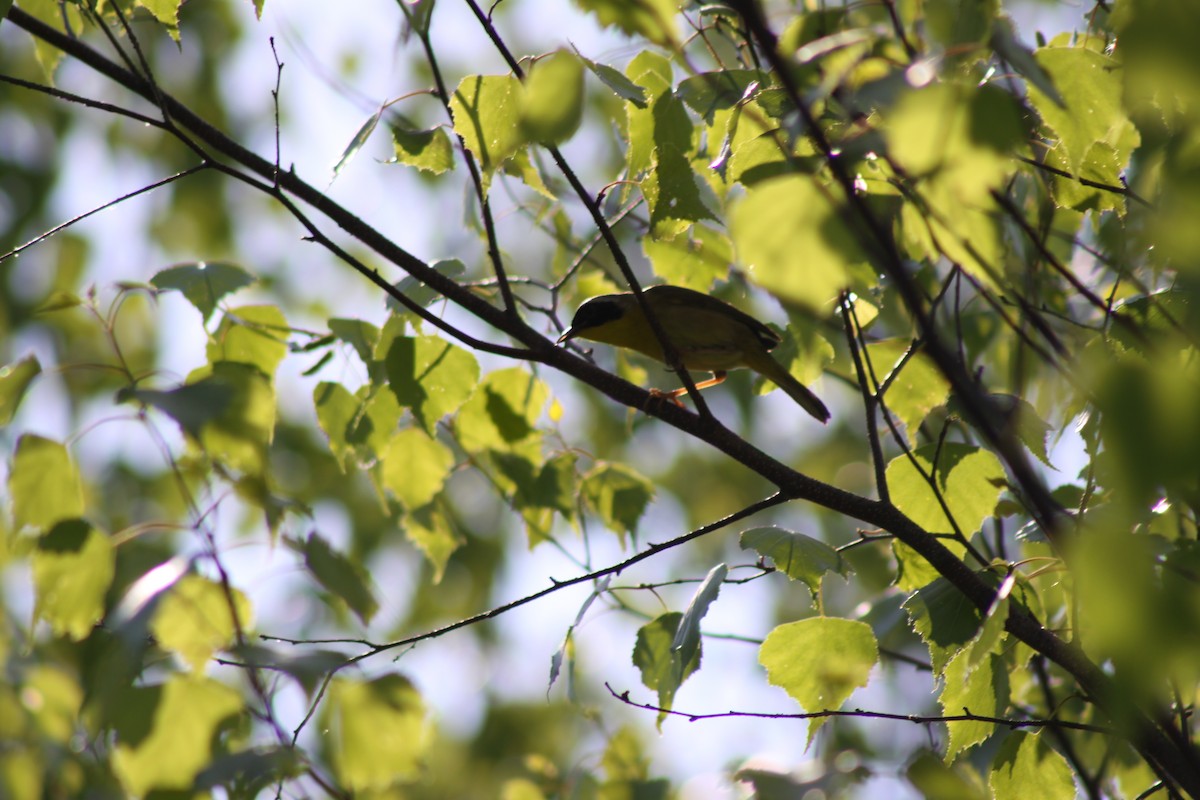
left=150, top=575, right=253, bottom=672
left=886, top=443, right=1004, bottom=535
left=731, top=174, right=864, bottom=310
left=207, top=304, right=289, bottom=378
left=0, top=356, right=41, bottom=426
left=380, top=427, right=455, bottom=509
left=385, top=335, right=480, bottom=432
left=520, top=50, right=584, bottom=144
left=33, top=520, right=114, bottom=640
left=325, top=674, right=429, bottom=792
left=111, top=675, right=243, bottom=796
left=10, top=435, right=84, bottom=531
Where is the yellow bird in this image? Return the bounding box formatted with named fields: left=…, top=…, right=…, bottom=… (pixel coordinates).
left=558, top=285, right=830, bottom=423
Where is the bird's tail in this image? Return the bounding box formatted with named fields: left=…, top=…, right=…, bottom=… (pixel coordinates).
left=754, top=355, right=830, bottom=423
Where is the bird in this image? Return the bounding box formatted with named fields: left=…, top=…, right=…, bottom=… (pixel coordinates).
left=558, top=284, right=830, bottom=423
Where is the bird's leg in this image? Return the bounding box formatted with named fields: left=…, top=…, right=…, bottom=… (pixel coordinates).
left=660, top=371, right=727, bottom=404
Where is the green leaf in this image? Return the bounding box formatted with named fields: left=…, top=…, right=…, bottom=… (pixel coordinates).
left=333, top=110, right=383, bottom=181
left=390, top=125, right=455, bottom=175
left=520, top=50, right=584, bottom=145
left=388, top=259, right=467, bottom=313
left=33, top=520, right=115, bottom=640
left=207, top=304, right=289, bottom=378
left=150, top=575, right=254, bottom=672
left=151, top=262, right=256, bottom=322
left=314, top=381, right=360, bottom=471
left=633, top=612, right=699, bottom=721
left=581, top=462, right=654, bottom=545
left=905, top=750, right=988, bottom=800
left=405, top=502, right=461, bottom=583
left=454, top=367, right=549, bottom=453
left=450, top=74, right=524, bottom=190
left=640, top=89, right=714, bottom=236
left=324, top=674, right=428, bottom=792
left=118, top=380, right=237, bottom=436
left=576, top=50, right=647, bottom=107
left=990, top=732, right=1076, bottom=800
left=990, top=18, right=1063, bottom=108
left=230, top=644, right=346, bottom=696
left=671, top=564, right=726, bottom=683
left=137, top=0, right=181, bottom=38
left=759, top=618, right=877, bottom=741
left=940, top=650, right=1007, bottom=758
left=731, top=174, right=864, bottom=310
left=192, top=361, right=276, bottom=476
left=925, top=0, right=997, bottom=50
left=385, top=334, right=480, bottom=432
left=301, top=531, right=379, bottom=625
left=1028, top=47, right=1139, bottom=178
left=328, top=317, right=382, bottom=379
left=10, top=435, right=84, bottom=531
left=739, top=526, right=846, bottom=598
left=866, top=339, right=952, bottom=444
left=573, top=0, right=679, bottom=45
left=380, top=427, right=455, bottom=509
left=886, top=443, right=1004, bottom=536
left=675, top=70, right=765, bottom=122
left=0, top=355, right=41, bottom=426
left=902, top=577, right=984, bottom=674
left=642, top=224, right=731, bottom=291
left=111, top=675, right=243, bottom=796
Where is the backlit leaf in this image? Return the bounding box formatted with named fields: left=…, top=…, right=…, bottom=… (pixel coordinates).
left=151, top=575, right=253, bottom=672
left=0, top=356, right=41, bottom=425
left=33, top=520, right=114, bottom=640
left=10, top=435, right=84, bottom=531
left=325, top=674, right=428, bottom=792
left=151, top=262, right=256, bottom=322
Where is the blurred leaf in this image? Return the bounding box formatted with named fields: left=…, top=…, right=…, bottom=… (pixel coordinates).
left=390, top=125, right=454, bottom=174
left=328, top=317, right=381, bottom=378
left=207, top=304, right=289, bottom=378
left=119, top=379, right=236, bottom=436
left=301, top=532, right=379, bottom=625
left=34, top=290, right=82, bottom=313
left=905, top=750, right=988, bottom=800
left=137, top=0, right=181, bottom=38
left=991, top=732, right=1076, bottom=800
left=740, top=526, right=846, bottom=598
left=925, top=0, right=996, bottom=49
left=385, top=334, right=479, bottom=432
left=111, top=675, right=242, bottom=796
left=886, top=443, right=1004, bottom=536
left=324, top=674, right=428, bottom=792
left=671, top=564, right=725, bottom=685
left=675, top=70, right=764, bottom=122
left=582, top=462, right=654, bottom=546
left=232, top=644, right=346, bottom=696
left=521, top=50, right=584, bottom=144
left=380, top=426, right=455, bottom=509
left=574, top=0, right=679, bottom=45
left=759, top=618, right=877, bottom=742
left=192, top=362, right=276, bottom=476
left=313, top=381, right=360, bottom=471
left=990, top=18, right=1063, bottom=107
left=731, top=174, right=865, bottom=309
left=9, top=435, right=84, bottom=531
left=33, top=520, right=114, bottom=640
left=333, top=110, right=383, bottom=181
left=151, top=262, right=256, bottom=322
left=0, top=355, right=41, bottom=426
left=405, top=502, right=461, bottom=583
left=150, top=575, right=253, bottom=672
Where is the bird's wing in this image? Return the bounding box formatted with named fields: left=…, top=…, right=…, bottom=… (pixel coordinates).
left=643, top=285, right=781, bottom=350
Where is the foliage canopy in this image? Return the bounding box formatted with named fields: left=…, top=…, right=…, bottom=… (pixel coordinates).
left=2, top=0, right=1200, bottom=797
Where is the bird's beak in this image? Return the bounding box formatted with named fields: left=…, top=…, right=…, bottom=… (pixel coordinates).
left=556, top=329, right=577, bottom=345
